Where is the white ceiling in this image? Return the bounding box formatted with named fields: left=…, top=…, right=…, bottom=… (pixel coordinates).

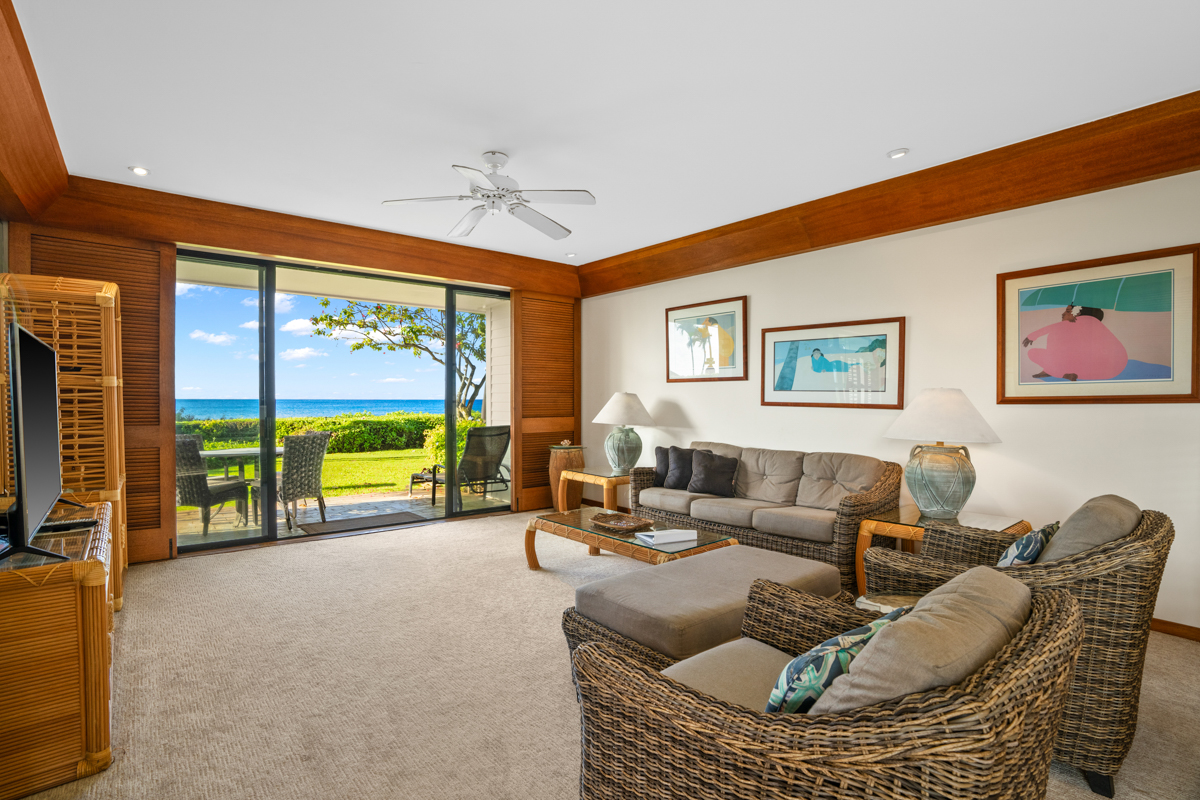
left=15, top=1, right=1200, bottom=266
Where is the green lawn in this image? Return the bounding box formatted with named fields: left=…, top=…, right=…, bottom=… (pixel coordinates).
left=198, top=448, right=432, bottom=499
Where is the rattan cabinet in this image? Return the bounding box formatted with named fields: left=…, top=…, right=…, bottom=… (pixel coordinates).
left=0, top=275, right=127, bottom=608
left=0, top=503, right=113, bottom=800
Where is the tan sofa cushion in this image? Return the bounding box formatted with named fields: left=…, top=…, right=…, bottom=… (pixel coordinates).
left=575, top=546, right=842, bottom=659
left=735, top=447, right=806, bottom=504
left=638, top=487, right=717, bottom=515
left=690, top=441, right=744, bottom=461
left=809, top=566, right=1031, bottom=715
left=795, top=452, right=884, bottom=511
left=691, top=497, right=788, bottom=528
left=752, top=506, right=838, bottom=543
left=1036, top=494, right=1141, bottom=563
left=662, top=638, right=793, bottom=710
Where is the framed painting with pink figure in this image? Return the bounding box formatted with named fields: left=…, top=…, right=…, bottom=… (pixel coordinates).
left=998, top=244, right=1200, bottom=404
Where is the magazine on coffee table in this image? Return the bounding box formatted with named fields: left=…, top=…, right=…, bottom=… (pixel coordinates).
left=634, top=528, right=698, bottom=545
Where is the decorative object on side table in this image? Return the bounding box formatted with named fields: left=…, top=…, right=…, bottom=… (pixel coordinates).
left=997, top=243, right=1199, bottom=404
left=592, top=392, right=655, bottom=475
left=762, top=317, right=905, bottom=409
left=883, top=388, right=1001, bottom=519
left=548, top=442, right=587, bottom=512
left=666, top=296, right=748, bottom=381
left=590, top=512, right=655, bottom=533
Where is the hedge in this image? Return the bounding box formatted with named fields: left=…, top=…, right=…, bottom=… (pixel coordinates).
left=175, top=411, right=444, bottom=454
left=422, top=419, right=483, bottom=466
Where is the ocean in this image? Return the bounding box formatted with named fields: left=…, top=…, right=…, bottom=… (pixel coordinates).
left=176, top=398, right=481, bottom=420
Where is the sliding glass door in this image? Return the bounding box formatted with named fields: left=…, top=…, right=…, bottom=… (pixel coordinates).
left=175, top=254, right=510, bottom=553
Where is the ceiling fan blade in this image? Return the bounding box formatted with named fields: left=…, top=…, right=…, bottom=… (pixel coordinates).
left=448, top=205, right=487, bottom=237
left=509, top=203, right=571, bottom=240
left=518, top=190, right=596, bottom=206
left=381, top=195, right=472, bottom=206
left=453, top=165, right=497, bottom=189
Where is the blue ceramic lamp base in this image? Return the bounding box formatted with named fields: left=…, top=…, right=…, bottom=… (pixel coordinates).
left=905, top=444, right=976, bottom=519
left=604, top=426, right=643, bottom=475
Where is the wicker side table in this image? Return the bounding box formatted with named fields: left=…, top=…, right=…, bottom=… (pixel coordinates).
left=856, top=507, right=1031, bottom=595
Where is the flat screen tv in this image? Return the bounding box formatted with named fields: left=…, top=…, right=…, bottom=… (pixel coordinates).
left=0, top=322, right=68, bottom=563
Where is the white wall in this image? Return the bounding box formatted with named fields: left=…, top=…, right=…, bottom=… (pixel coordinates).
left=582, top=171, right=1200, bottom=628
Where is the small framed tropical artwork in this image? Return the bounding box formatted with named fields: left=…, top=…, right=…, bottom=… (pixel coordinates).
left=998, top=244, right=1200, bottom=404
left=761, top=317, right=905, bottom=409
left=666, top=296, right=748, bottom=382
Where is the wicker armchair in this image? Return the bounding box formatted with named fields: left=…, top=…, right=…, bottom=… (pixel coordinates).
left=250, top=431, right=332, bottom=530
left=572, top=579, right=1083, bottom=800
left=175, top=434, right=248, bottom=535
left=863, top=510, right=1175, bottom=797
left=629, top=462, right=903, bottom=593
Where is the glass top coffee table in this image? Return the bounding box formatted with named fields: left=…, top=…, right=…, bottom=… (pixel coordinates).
left=525, top=506, right=737, bottom=569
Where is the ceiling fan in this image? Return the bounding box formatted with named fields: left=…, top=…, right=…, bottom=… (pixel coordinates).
left=382, top=151, right=595, bottom=241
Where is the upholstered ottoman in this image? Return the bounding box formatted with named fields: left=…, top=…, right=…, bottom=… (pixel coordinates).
left=562, top=545, right=845, bottom=670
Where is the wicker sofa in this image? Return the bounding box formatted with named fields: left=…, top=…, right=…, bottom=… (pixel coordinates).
left=572, top=579, right=1084, bottom=800
left=863, top=508, right=1175, bottom=798
left=630, top=441, right=902, bottom=592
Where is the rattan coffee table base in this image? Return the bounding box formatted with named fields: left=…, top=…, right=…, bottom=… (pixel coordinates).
left=525, top=517, right=736, bottom=569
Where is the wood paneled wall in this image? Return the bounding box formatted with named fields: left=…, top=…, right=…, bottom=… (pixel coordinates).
left=510, top=291, right=581, bottom=512
left=8, top=224, right=175, bottom=562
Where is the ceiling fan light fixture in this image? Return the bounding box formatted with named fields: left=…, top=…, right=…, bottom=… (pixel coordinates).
left=128, top=166, right=150, bottom=176
left=565, top=253, right=576, bottom=258
left=888, top=148, right=909, bottom=159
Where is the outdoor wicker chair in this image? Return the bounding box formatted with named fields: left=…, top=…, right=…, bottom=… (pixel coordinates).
left=175, top=434, right=248, bottom=535
left=250, top=431, right=332, bottom=530
left=571, top=579, right=1083, bottom=800
left=862, top=509, right=1175, bottom=798
left=409, top=425, right=510, bottom=507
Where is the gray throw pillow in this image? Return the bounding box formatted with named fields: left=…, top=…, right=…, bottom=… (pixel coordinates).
left=687, top=450, right=738, bottom=497
left=808, top=566, right=1031, bottom=715
left=1036, top=494, right=1141, bottom=563
left=664, top=446, right=708, bottom=490
left=653, top=446, right=669, bottom=487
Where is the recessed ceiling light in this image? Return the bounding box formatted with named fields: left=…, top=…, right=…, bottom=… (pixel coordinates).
left=565, top=253, right=576, bottom=258
left=128, top=166, right=150, bottom=176
left=887, top=148, right=909, bottom=159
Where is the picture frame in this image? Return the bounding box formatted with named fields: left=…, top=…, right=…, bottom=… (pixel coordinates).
left=665, top=296, right=748, bottom=382
left=997, top=244, right=1200, bottom=404
left=761, top=317, right=905, bottom=409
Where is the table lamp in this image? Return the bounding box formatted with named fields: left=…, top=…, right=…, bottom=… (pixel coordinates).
left=592, top=392, right=655, bottom=475
left=883, top=388, right=1001, bottom=519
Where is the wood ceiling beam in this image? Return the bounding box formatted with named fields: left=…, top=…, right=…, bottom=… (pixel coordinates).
left=579, top=90, right=1200, bottom=297
left=36, top=176, right=581, bottom=296
left=0, top=0, right=68, bottom=221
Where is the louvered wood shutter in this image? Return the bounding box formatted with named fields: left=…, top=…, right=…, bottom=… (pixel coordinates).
left=511, top=291, right=581, bottom=511
left=10, top=224, right=175, bottom=561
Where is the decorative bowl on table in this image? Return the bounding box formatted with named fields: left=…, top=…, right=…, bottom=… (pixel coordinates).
left=590, top=512, right=655, bottom=534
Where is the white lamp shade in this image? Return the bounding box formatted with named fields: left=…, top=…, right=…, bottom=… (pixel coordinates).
left=883, top=388, right=1001, bottom=444
left=592, top=392, right=655, bottom=427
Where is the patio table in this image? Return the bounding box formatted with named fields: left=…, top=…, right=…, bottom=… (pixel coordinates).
left=199, top=446, right=284, bottom=481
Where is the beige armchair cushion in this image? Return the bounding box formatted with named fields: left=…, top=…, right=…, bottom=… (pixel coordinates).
left=662, top=638, right=794, bottom=710
left=690, top=441, right=744, bottom=461
left=809, top=566, right=1031, bottom=715
left=691, top=497, right=788, bottom=528
left=795, top=452, right=884, bottom=511
left=735, top=447, right=806, bottom=504
left=1036, top=494, right=1141, bottom=563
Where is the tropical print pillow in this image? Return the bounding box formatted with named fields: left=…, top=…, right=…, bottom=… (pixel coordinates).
left=996, top=522, right=1060, bottom=567
left=765, top=606, right=912, bottom=714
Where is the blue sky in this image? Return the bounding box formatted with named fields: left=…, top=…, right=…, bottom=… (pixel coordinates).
left=175, top=284, right=451, bottom=399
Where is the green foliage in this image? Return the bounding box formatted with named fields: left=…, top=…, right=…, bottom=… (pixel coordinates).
left=176, top=408, right=197, bottom=422
left=308, top=300, right=487, bottom=420
left=175, top=411, right=444, bottom=454
left=422, top=419, right=483, bottom=466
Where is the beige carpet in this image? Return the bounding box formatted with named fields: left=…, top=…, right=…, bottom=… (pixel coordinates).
left=33, top=513, right=1200, bottom=800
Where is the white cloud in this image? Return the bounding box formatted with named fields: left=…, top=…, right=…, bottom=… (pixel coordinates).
left=239, top=293, right=295, bottom=311
left=176, top=283, right=214, bottom=297
left=279, top=347, right=327, bottom=361
left=190, top=329, right=236, bottom=345
left=250, top=354, right=260, bottom=362
left=179, top=386, right=202, bottom=391
left=295, top=364, right=307, bottom=368
left=414, top=367, right=440, bottom=373
left=239, top=321, right=259, bottom=329
left=241, top=297, right=256, bottom=307
left=375, top=377, right=414, bottom=383
left=280, top=318, right=314, bottom=335
left=349, top=372, right=359, bottom=376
